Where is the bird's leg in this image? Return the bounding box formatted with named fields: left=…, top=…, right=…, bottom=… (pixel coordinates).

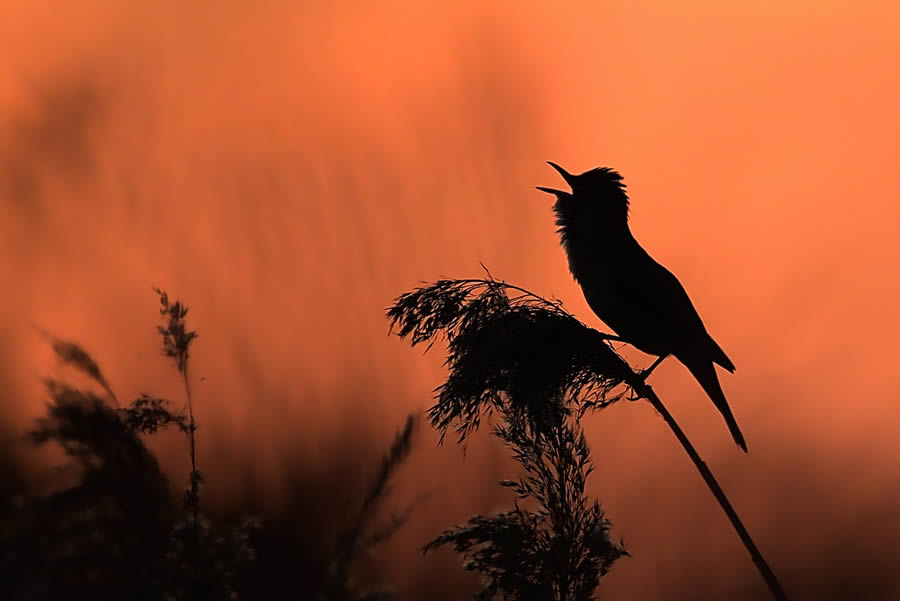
left=598, top=333, right=626, bottom=342
left=626, top=354, right=670, bottom=402
left=638, top=354, right=669, bottom=381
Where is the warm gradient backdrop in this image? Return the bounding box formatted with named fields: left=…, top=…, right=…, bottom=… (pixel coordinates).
left=2, top=1, right=899, bottom=599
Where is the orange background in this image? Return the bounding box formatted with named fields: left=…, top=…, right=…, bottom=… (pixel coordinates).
left=2, top=1, right=899, bottom=598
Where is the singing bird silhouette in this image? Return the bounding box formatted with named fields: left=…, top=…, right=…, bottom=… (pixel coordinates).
left=537, top=162, right=747, bottom=452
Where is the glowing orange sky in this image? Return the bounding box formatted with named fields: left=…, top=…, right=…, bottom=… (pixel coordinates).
left=2, top=1, right=900, bottom=598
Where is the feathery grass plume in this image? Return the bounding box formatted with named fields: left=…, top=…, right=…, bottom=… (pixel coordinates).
left=388, top=277, right=633, bottom=443
left=149, top=288, right=251, bottom=600
left=141, top=289, right=260, bottom=601
left=33, top=326, right=119, bottom=406
left=153, top=287, right=198, bottom=375
left=424, top=408, right=627, bottom=601
left=321, top=414, right=420, bottom=601
left=152, top=288, right=203, bottom=529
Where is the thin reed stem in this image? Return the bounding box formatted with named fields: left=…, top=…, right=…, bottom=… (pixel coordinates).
left=182, top=364, right=199, bottom=527
left=629, top=376, right=788, bottom=601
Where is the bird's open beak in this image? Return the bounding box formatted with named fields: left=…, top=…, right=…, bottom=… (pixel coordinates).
left=536, top=161, right=576, bottom=197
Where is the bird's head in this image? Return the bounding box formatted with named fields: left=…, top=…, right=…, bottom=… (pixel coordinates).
left=537, top=161, right=630, bottom=227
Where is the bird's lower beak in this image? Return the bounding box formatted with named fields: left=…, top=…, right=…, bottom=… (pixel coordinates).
left=536, top=186, right=567, bottom=196
left=546, top=161, right=577, bottom=187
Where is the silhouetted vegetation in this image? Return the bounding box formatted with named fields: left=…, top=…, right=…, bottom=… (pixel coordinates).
left=388, top=278, right=634, bottom=444
left=2, top=273, right=787, bottom=601
left=423, top=411, right=626, bottom=601
left=389, top=276, right=630, bottom=600
left=388, top=274, right=787, bottom=601
left=1, top=290, right=418, bottom=601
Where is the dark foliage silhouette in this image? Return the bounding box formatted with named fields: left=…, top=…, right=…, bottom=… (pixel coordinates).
left=1, top=290, right=418, bottom=601
left=4, top=383, right=173, bottom=601
left=537, top=162, right=746, bottom=452
left=388, top=275, right=788, bottom=601
left=390, top=276, right=631, bottom=600
left=422, top=407, right=627, bottom=601
left=388, top=277, right=633, bottom=444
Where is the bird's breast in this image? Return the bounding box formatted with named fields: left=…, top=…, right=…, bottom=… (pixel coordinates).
left=573, top=255, right=676, bottom=357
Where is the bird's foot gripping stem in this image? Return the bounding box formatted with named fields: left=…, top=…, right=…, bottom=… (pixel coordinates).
left=625, top=354, right=669, bottom=401
left=625, top=388, right=643, bottom=402
left=598, top=333, right=625, bottom=343
left=637, top=354, right=668, bottom=381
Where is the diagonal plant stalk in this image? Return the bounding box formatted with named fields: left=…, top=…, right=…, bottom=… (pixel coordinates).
left=626, top=376, right=788, bottom=601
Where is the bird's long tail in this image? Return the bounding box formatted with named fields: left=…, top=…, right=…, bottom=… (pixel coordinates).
left=680, top=357, right=747, bottom=452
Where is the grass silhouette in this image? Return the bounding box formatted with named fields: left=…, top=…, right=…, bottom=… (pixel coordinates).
left=1, top=290, right=419, bottom=601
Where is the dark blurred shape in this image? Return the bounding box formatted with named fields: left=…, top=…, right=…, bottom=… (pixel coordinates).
left=34, top=326, right=119, bottom=405
left=1, top=382, right=173, bottom=601
left=1, top=290, right=420, bottom=601
left=0, top=73, right=106, bottom=211
left=321, top=414, right=420, bottom=601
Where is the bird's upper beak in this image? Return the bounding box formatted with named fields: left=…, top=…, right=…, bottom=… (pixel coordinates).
left=547, top=161, right=577, bottom=186
left=536, top=161, right=576, bottom=197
